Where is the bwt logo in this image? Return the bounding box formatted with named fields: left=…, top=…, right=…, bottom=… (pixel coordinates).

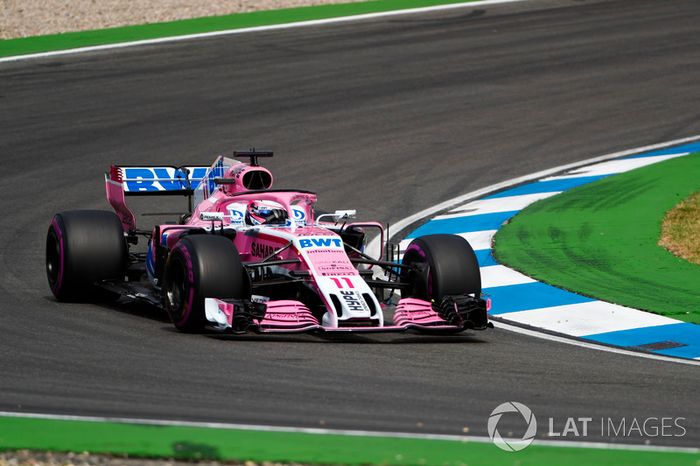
left=299, top=238, right=343, bottom=249
left=123, top=167, right=208, bottom=192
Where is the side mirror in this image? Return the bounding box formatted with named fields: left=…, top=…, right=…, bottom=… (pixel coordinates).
left=200, top=212, right=225, bottom=222
left=333, top=209, right=357, bottom=219
left=316, top=210, right=357, bottom=224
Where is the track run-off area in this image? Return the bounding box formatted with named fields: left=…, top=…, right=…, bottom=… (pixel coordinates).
left=1, top=0, right=699, bottom=462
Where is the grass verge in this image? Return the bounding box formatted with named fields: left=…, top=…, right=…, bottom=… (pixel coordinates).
left=0, top=0, right=479, bottom=59
left=494, top=152, right=700, bottom=324
left=0, top=416, right=698, bottom=466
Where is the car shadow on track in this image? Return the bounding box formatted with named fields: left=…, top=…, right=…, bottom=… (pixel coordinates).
left=44, top=296, right=173, bottom=323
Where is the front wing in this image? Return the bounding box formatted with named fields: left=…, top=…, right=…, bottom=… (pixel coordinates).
left=205, top=296, right=490, bottom=334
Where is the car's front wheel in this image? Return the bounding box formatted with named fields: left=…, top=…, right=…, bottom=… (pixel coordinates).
left=400, top=234, right=481, bottom=301
left=163, top=235, right=249, bottom=331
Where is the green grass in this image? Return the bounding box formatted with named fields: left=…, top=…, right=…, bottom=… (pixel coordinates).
left=0, top=0, right=478, bottom=59
left=0, top=416, right=697, bottom=466
left=494, top=152, right=700, bottom=324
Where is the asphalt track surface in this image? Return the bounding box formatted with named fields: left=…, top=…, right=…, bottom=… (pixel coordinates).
left=1, top=0, right=699, bottom=448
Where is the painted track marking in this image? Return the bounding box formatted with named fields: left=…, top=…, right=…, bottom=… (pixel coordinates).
left=371, top=135, right=700, bottom=364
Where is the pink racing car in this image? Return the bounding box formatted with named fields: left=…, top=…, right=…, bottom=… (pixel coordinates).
left=46, top=151, right=489, bottom=334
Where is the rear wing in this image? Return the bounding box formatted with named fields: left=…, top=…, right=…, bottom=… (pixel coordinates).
left=105, top=164, right=210, bottom=232
left=111, top=165, right=210, bottom=194
left=105, top=156, right=260, bottom=231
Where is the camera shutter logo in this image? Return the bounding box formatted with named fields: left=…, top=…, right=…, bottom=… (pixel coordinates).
left=488, top=402, right=537, bottom=452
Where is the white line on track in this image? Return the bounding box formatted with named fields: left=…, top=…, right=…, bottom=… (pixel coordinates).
left=498, top=302, right=681, bottom=337
left=398, top=230, right=498, bottom=253
left=434, top=192, right=560, bottom=219
left=0, top=0, right=528, bottom=64
left=481, top=264, right=536, bottom=288
left=1, top=410, right=697, bottom=453
left=494, top=321, right=700, bottom=367
left=369, top=134, right=700, bottom=365
left=542, top=152, right=690, bottom=181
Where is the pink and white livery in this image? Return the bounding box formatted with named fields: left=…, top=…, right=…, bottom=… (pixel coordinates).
left=46, top=150, right=490, bottom=334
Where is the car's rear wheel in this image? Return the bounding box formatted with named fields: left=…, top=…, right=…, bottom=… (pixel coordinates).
left=163, top=235, right=249, bottom=332
left=400, top=234, right=481, bottom=301
left=46, top=210, right=127, bottom=301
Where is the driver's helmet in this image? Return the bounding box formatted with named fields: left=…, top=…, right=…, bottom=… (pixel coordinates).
left=245, top=200, right=288, bottom=226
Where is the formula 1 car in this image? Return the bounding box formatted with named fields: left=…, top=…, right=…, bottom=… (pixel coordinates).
left=46, top=151, right=489, bottom=334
